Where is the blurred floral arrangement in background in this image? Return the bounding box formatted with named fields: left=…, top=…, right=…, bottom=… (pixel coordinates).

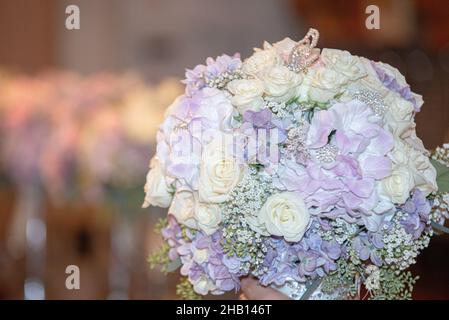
left=0, top=70, right=182, bottom=208
left=0, top=70, right=184, bottom=299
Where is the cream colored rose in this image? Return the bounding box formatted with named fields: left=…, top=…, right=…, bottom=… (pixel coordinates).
left=381, top=165, right=414, bottom=204
left=357, top=58, right=389, bottom=94
left=388, top=142, right=409, bottom=165
left=385, top=93, right=414, bottom=122
left=142, top=158, right=173, bottom=208
left=262, top=65, right=303, bottom=101
left=198, top=135, right=244, bottom=203
left=227, top=79, right=264, bottom=114
left=308, top=67, right=348, bottom=103
left=412, top=93, right=424, bottom=111
left=258, top=192, right=310, bottom=242
left=272, top=37, right=297, bottom=62
left=321, top=49, right=366, bottom=80
left=242, top=49, right=278, bottom=76
left=404, top=129, right=427, bottom=154
left=408, top=147, right=438, bottom=196
left=383, top=93, right=415, bottom=138
left=194, top=202, right=222, bottom=235
left=168, top=190, right=197, bottom=229
left=387, top=138, right=437, bottom=197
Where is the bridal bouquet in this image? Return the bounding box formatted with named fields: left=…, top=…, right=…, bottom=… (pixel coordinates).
left=145, top=29, right=449, bottom=300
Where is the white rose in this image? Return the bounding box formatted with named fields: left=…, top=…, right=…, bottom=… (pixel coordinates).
left=388, top=140, right=409, bottom=165
left=258, top=192, right=310, bottom=242
left=408, top=147, right=438, bottom=196
left=321, top=49, right=366, bottom=80
left=380, top=165, right=414, bottom=204
left=242, top=49, right=278, bottom=76
left=142, top=158, right=173, bottom=208
left=412, top=93, right=424, bottom=111
left=262, top=65, right=303, bottom=101
left=388, top=138, right=438, bottom=197
left=193, top=248, right=209, bottom=264
left=357, top=58, right=390, bottom=94
left=198, top=135, right=244, bottom=203
left=404, top=129, right=427, bottom=154
left=384, top=92, right=415, bottom=138
left=194, top=202, right=222, bottom=235
left=385, top=93, right=414, bottom=122
left=168, top=190, right=197, bottom=229
left=227, top=79, right=264, bottom=114
left=308, top=67, right=348, bottom=103
left=272, top=37, right=297, bottom=62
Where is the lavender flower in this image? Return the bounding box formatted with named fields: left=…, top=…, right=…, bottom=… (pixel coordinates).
left=259, top=224, right=343, bottom=287
left=259, top=238, right=303, bottom=286
left=401, top=189, right=432, bottom=239
left=183, top=54, right=242, bottom=96
left=351, top=233, right=383, bottom=266
left=176, top=229, right=240, bottom=295
left=295, top=232, right=342, bottom=277
left=161, top=215, right=192, bottom=261
left=371, top=61, right=421, bottom=111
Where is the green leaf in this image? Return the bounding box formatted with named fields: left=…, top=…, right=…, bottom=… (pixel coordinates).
left=233, top=114, right=243, bottom=123
left=333, top=91, right=344, bottom=100
left=165, top=258, right=182, bottom=273
left=430, top=159, right=449, bottom=193
left=286, top=96, right=300, bottom=106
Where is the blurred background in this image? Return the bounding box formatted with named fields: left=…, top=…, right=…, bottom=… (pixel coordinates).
left=0, top=0, right=448, bottom=300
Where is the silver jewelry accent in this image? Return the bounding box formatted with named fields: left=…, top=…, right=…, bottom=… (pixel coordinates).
left=315, top=144, right=338, bottom=163
left=353, top=90, right=388, bottom=117
left=287, top=28, right=321, bottom=73
left=285, top=122, right=310, bottom=164
left=272, top=277, right=341, bottom=300
left=266, top=101, right=286, bottom=115
left=204, top=68, right=245, bottom=89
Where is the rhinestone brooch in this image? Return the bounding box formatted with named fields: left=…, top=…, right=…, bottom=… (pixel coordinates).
left=287, top=28, right=321, bottom=73
left=353, top=90, right=388, bottom=117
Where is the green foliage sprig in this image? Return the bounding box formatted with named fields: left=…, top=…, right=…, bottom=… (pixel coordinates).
left=176, top=277, right=202, bottom=300
left=368, top=269, right=418, bottom=300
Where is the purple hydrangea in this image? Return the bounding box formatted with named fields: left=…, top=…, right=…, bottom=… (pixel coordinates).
left=259, top=221, right=342, bottom=287
left=275, top=100, right=394, bottom=232
left=400, top=189, right=432, bottom=239
left=156, top=86, right=234, bottom=190
left=176, top=229, right=240, bottom=295
left=351, top=232, right=384, bottom=266
left=161, top=215, right=193, bottom=261
left=183, top=53, right=242, bottom=96
left=294, top=232, right=342, bottom=278
left=259, top=238, right=303, bottom=286
left=371, top=61, right=421, bottom=111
